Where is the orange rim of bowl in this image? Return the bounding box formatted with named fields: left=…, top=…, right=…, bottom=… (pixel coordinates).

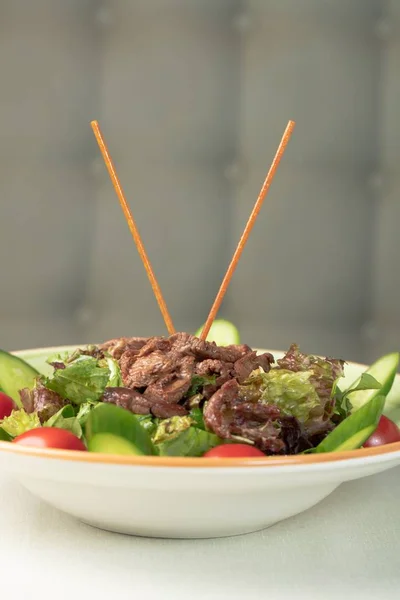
left=3, top=346, right=399, bottom=468
left=1, top=439, right=400, bottom=467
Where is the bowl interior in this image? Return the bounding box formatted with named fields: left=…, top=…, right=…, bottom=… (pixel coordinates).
left=1, top=344, right=399, bottom=468
left=14, top=345, right=400, bottom=426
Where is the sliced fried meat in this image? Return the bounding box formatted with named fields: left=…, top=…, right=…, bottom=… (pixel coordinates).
left=150, top=402, right=188, bottom=419
left=203, top=379, right=239, bottom=438
left=19, top=382, right=65, bottom=423
left=191, top=340, right=252, bottom=363
left=168, top=333, right=251, bottom=362
left=194, top=359, right=233, bottom=399
left=102, top=387, right=188, bottom=418
left=120, top=350, right=176, bottom=388
left=143, top=356, right=195, bottom=404
left=233, top=351, right=274, bottom=383
left=106, top=333, right=282, bottom=441
left=136, top=337, right=172, bottom=357
left=203, top=379, right=302, bottom=455
left=99, top=337, right=149, bottom=360
left=102, top=387, right=150, bottom=414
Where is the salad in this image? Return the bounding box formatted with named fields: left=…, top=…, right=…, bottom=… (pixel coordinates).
left=0, top=321, right=399, bottom=458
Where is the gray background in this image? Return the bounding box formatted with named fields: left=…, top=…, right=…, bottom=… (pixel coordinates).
left=0, top=0, right=398, bottom=364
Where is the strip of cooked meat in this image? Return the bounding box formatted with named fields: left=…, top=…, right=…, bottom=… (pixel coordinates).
left=120, top=350, right=178, bottom=388
left=143, top=356, right=195, bottom=404
left=203, top=379, right=302, bottom=454
left=49, top=361, right=66, bottom=370
left=19, top=382, right=66, bottom=423
left=194, top=359, right=233, bottom=399
left=102, top=387, right=150, bottom=413
left=203, top=379, right=239, bottom=437
left=99, top=337, right=149, bottom=360
left=102, top=387, right=187, bottom=418
left=150, top=402, right=188, bottom=418
left=168, top=332, right=251, bottom=362
left=233, top=351, right=274, bottom=383
left=136, top=337, right=172, bottom=357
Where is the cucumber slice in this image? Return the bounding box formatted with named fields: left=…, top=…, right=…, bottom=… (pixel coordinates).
left=88, top=433, right=144, bottom=456
left=85, top=403, right=156, bottom=455
left=345, top=352, right=399, bottom=412
left=313, top=395, right=385, bottom=453
left=0, top=349, right=40, bottom=407
left=195, top=319, right=240, bottom=346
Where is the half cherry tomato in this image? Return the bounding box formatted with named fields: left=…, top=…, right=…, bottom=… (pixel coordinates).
left=0, top=392, right=16, bottom=420
left=363, top=415, right=400, bottom=448
left=13, top=427, right=87, bottom=451
left=203, top=443, right=265, bottom=458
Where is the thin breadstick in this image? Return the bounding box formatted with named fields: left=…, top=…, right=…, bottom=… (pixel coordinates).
left=200, top=120, right=295, bottom=341
left=91, top=120, right=175, bottom=335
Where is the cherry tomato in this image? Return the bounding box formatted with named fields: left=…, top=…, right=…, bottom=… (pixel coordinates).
left=13, top=427, right=87, bottom=451
left=203, top=443, right=265, bottom=458
left=363, top=415, right=400, bottom=448
left=0, top=392, right=16, bottom=420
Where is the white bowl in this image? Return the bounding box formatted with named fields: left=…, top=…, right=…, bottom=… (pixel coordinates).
left=1, top=346, right=400, bottom=539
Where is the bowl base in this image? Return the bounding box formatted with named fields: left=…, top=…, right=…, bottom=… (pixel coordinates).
left=80, top=518, right=275, bottom=539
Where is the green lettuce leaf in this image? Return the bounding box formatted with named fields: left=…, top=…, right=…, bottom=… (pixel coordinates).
left=46, top=351, right=69, bottom=366
left=156, top=427, right=221, bottom=457
left=0, top=409, right=40, bottom=438
left=133, top=414, right=157, bottom=435
left=152, top=416, right=193, bottom=444
left=240, top=344, right=347, bottom=438
left=276, top=343, right=344, bottom=400
left=104, top=357, right=123, bottom=387
left=189, top=407, right=206, bottom=430
left=187, top=374, right=217, bottom=398
left=345, top=373, right=382, bottom=394
left=332, top=386, right=353, bottom=421
left=242, top=369, right=321, bottom=423
left=333, top=374, right=382, bottom=422
left=45, top=356, right=110, bottom=405
left=76, top=401, right=99, bottom=426
left=45, top=405, right=82, bottom=438
left=0, top=427, right=12, bottom=441
left=47, top=346, right=99, bottom=366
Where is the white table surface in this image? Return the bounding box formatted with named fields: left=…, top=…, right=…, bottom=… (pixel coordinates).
left=1, top=467, right=399, bottom=600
